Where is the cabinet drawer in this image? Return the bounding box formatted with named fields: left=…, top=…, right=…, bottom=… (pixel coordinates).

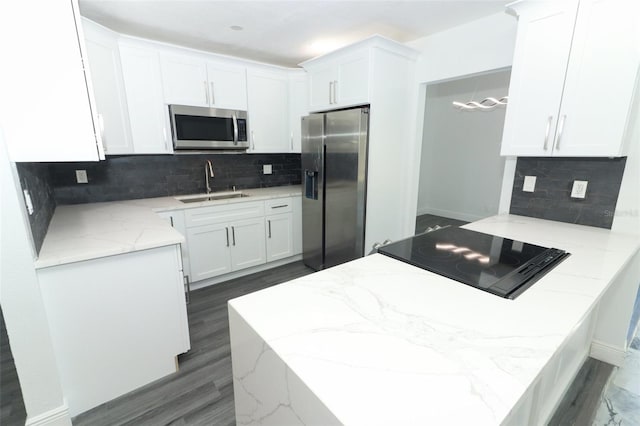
left=265, top=197, right=293, bottom=214
left=185, top=201, right=265, bottom=227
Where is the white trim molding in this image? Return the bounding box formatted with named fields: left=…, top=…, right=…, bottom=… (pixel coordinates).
left=590, top=340, right=626, bottom=367
left=25, top=401, right=71, bottom=426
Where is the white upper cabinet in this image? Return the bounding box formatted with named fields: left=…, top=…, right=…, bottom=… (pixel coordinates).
left=247, top=69, right=290, bottom=153
left=161, top=54, right=247, bottom=110
left=83, top=19, right=134, bottom=155
left=0, top=0, right=104, bottom=162
left=119, top=42, right=173, bottom=154
left=553, top=0, right=640, bottom=156
left=288, top=71, right=308, bottom=153
left=160, top=55, right=209, bottom=107
left=207, top=62, right=248, bottom=110
left=304, top=50, right=370, bottom=111
left=502, top=0, right=640, bottom=157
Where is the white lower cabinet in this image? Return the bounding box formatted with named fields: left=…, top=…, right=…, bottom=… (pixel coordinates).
left=266, top=213, right=294, bottom=262
left=37, top=244, right=189, bottom=416
left=188, top=223, right=234, bottom=281
left=230, top=218, right=267, bottom=269
left=185, top=202, right=267, bottom=282
left=184, top=196, right=300, bottom=283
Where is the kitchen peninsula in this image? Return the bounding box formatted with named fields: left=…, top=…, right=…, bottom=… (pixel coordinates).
left=34, top=185, right=302, bottom=416
left=229, top=214, right=640, bottom=425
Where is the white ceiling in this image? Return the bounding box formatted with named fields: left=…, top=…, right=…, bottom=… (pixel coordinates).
left=79, top=1, right=507, bottom=67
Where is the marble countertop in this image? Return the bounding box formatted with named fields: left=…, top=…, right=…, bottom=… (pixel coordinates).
left=228, top=214, right=640, bottom=425
left=36, top=185, right=301, bottom=269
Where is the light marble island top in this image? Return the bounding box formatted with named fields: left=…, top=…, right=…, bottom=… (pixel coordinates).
left=36, top=185, right=301, bottom=269
left=228, top=214, right=640, bottom=425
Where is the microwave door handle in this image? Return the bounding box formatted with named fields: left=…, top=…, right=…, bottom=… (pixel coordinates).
left=232, top=114, right=238, bottom=145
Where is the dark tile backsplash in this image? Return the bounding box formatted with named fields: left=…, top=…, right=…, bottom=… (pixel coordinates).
left=48, top=153, right=301, bottom=204
left=15, top=163, right=57, bottom=254
left=510, top=157, right=627, bottom=229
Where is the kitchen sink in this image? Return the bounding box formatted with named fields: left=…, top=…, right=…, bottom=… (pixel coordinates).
left=177, top=192, right=250, bottom=203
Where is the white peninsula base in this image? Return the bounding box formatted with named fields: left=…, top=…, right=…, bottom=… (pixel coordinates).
left=228, top=215, right=640, bottom=425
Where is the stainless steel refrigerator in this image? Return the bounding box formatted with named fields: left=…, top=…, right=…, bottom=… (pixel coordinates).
left=301, top=106, right=369, bottom=271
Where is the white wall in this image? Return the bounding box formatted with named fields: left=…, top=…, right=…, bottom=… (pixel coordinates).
left=403, top=12, right=518, bottom=235
left=417, top=70, right=510, bottom=222
left=612, top=71, right=640, bottom=236
left=407, top=13, right=517, bottom=85
left=0, top=130, right=71, bottom=425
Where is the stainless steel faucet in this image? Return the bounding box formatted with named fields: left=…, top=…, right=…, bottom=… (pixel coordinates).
left=205, top=160, right=214, bottom=193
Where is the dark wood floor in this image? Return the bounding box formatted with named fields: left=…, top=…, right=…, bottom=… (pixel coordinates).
left=0, top=259, right=622, bottom=426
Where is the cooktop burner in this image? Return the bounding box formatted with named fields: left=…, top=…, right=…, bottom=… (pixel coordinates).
left=378, top=227, right=569, bottom=299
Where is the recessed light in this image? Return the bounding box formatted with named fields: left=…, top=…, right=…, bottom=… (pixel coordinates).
left=230, top=25, right=243, bottom=31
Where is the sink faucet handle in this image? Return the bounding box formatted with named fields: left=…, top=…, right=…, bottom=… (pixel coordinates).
left=206, top=160, right=214, bottom=177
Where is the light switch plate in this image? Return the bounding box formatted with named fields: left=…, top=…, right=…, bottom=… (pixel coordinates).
left=263, top=164, right=272, bottom=175
left=571, top=180, right=588, bottom=198
left=523, top=175, right=536, bottom=192
left=75, top=170, right=88, bottom=184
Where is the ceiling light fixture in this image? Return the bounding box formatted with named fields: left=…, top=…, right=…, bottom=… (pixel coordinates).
left=230, top=25, right=243, bottom=31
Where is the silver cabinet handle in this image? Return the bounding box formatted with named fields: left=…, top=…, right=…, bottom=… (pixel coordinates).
left=555, top=115, right=566, bottom=150
left=231, top=226, right=236, bottom=246
left=225, top=227, right=230, bottom=247
left=251, top=130, right=255, bottom=150
left=333, top=80, right=337, bottom=104
left=184, top=275, right=191, bottom=305
left=169, top=216, right=174, bottom=227
left=543, top=116, right=553, bottom=151
left=268, top=220, right=271, bottom=238
left=290, top=132, right=294, bottom=151
left=210, top=82, right=215, bottom=105
left=271, top=204, right=288, bottom=209
left=329, top=81, right=333, bottom=104
left=204, top=81, right=209, bottom=105
left=232, top=114, right=239, bottom=145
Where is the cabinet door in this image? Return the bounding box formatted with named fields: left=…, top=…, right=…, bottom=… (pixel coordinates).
left=308, top=64, right=336, bottom=111
left=119, top=44, right=172, bottom=154
left=266, top=213, right=294, bottom=262
left=336, top=51, right=370, bottom=107
left=161, top=54, right=209, bottom=107
left=552, top=0, right=640, bottom=156
left=501, top=1, right=579, bottom=156
left=186, top=223, right=232, bottom=281
left=247, top=70, right=290, bottom=153
left=230, top=218, right=266, bottom=271
left=83, top=19, right=133, bottom=155
left=289, top=73, right=308, bottom=153
left=207, top=62, right=248, bottom=110
left=0, top=0, right=103, bottom=162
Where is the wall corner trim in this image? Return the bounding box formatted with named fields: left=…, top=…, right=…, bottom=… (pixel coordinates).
left=25, top=401, right=72, bottom=426
left=590, top=340, right=626, bottom=367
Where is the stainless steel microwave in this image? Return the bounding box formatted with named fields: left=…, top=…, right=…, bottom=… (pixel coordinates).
left=169, top=105, right=249, bottom=150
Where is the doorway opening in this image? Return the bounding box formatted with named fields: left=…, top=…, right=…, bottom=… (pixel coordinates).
left=415, top=69, right=511, bottom=234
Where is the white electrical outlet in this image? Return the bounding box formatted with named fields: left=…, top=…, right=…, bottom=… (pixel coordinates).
left=571, top=180, right=588, bottom=198
left=523, top=176, right=536, bottom=192
left=75, top=169, right=88, bottom=184
left=263, top=164, right=272, bottom=175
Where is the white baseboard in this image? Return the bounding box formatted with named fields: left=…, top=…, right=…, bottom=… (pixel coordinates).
left=25, top=402, right=71, bottom=426
left=590, top=340, right=626, bottom=366
left=190, top=254, right=303, bottom=291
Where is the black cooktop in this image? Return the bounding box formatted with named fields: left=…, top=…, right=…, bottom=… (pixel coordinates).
left=378, top=227, right=569, bottom=299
